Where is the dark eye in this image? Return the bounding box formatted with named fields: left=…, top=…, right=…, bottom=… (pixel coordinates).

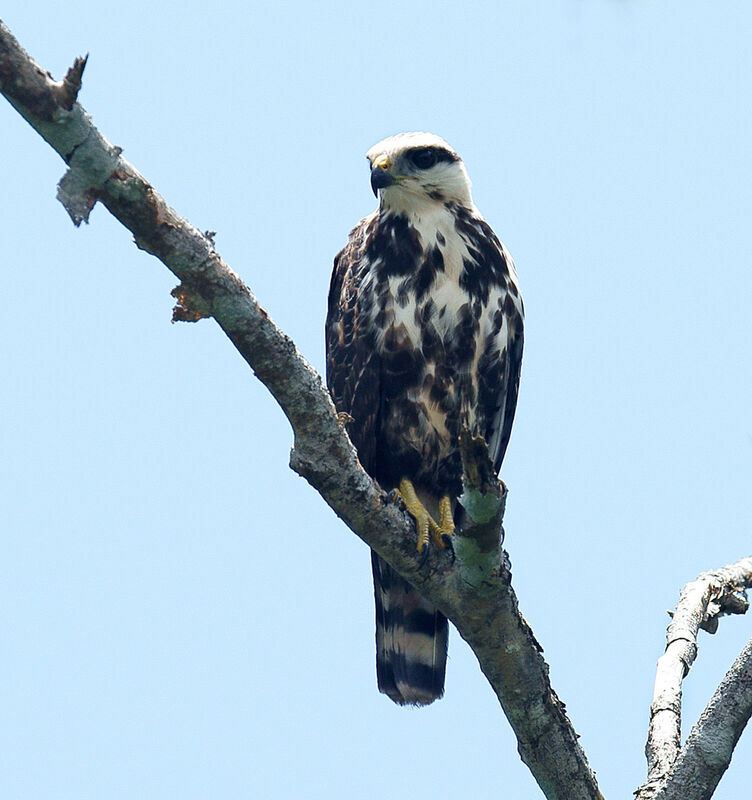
left=408, top=148, right=438, bottom=170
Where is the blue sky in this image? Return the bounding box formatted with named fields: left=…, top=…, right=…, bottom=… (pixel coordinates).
left=2, top=2, right=751, bottom=798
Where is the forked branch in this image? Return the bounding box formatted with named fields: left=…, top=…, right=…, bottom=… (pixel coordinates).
left=637, top=557, right=752, bottom=800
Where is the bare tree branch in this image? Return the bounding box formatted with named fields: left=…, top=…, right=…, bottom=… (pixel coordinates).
left=657, top=635, right=752, bottom=800
left=0, top=19, right=601, bottom=800
left=636, top=556, right=752, bottom=800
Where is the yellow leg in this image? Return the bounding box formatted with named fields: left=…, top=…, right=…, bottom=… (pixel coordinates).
left=433, top=495, right=455, bottom=548
left=397, top=478, right=433, bottom=552
left=395, top=480, right=454, bottom=552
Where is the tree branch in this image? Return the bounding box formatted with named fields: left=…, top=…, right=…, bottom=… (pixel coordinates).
left=636, top=556, right=752, bottom=800
left=0, top=19, right=601, bottom=800
left=657, top=635, right=752, bottom=800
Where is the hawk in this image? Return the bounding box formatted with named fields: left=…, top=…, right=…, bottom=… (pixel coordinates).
left=326, top=133, right=523, bottom=706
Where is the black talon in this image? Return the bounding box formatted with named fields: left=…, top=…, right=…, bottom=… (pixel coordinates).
left=418, top=544, right=430, bottom=568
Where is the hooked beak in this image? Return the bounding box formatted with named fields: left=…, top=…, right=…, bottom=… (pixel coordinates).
left=370, top=165, right=395, bottom=197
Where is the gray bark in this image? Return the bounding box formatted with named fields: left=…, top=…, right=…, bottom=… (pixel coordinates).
left=662, top=636, right=752, bottom=799
left=636, top=558, right=752, bottom=800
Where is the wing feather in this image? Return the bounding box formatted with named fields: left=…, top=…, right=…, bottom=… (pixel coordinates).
left=325, top=215, right=382, bottom=472
left=485, top=302, right=524, bottom=475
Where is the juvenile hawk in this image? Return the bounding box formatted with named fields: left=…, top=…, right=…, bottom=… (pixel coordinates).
left=326, top=133, right=523, bottom=705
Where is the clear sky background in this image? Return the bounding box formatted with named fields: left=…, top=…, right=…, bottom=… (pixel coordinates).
left=2, top=2, right=751, bottom=798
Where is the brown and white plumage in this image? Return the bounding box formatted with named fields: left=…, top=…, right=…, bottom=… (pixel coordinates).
left=326, top=133, right=523, bottom=705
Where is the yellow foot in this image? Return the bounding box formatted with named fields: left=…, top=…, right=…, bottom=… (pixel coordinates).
left=435, top=494, right=455, bottom=548
left=395, top=479, right=454, bottom=553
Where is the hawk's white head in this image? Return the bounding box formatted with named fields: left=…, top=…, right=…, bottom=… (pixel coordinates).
left=366, top=132, right=473, bottom=212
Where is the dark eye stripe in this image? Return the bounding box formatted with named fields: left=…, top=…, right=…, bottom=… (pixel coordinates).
left=406, top=146, right=458, bottom=169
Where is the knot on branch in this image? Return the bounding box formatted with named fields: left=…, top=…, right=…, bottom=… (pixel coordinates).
left=457, top=430, right=506, bottom=540
left=458, top=429, right=498, bottom=493
left=58, top=141, right=124, bottom=227
left=0, top=20, right=87, bottom=120
left=701, top=587, right=749, bottom=633
left=453, top=430, right=508, bottom=590
left=52, top=54, right=88, bottom=111
left=171, top=283, right=212, bottom=322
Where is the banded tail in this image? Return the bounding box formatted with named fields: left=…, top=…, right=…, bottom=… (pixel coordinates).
left=371, top=551, right=448, bottom=706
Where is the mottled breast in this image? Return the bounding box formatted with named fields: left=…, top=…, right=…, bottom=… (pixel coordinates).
left=355, top=201, right=523, bottom=495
